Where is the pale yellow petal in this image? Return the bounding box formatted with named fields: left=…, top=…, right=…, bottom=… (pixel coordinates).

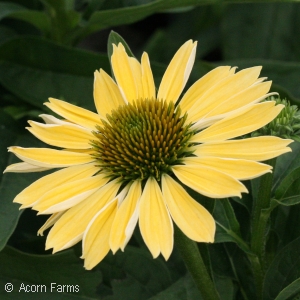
left=27, top=121, right=94, bottom=149
left=38, top=212, right=64, bottom=236
left=172, top=165, right=248, bottom=198
left=139, top=177, right=173, bottom=260
left=45, top=98, right=101, bottom=130
left=110, top=181, right=142, bottom=253
left=187, top=66, right=263, bottom=123
left=14, top=163, right=99, bottom=207
left=157, top=40, right=197, bottom=104
left=4, top=162, right=50, bottom=173
left=192, top=102, right=283, bottom=142
left=162, top=174, right=215, bottom=242
left=111, top=43, right=138, bottom=103
left=82, top=199, right=117, bottom=270
left=39, top=114, right=70, bottom=125
left=8, top=147, right=94, bottom=168
left=183, top=157, right=272, bottom=180
left=46, top=180, right=121, bottom=253
left=180, top=66, right=232, bottom=113
left=129, top=56, right=143, bottom=98
left=34, top=174, right=109, bottom=214
left=141, top=52, right=156, bottom=99
left=203, top=81, right=272, bottom=119
left=191, top=91, right=277, bottom=131
left=194, top=137, right=293, bottom=161
left=93, top=69, right=125, bottom=118
left=190, top=115, right=224, bottom=132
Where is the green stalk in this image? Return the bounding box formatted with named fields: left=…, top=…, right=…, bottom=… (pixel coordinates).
left=174, top=226, right=220, bottom=300
left=250, top=158, right=276, bottom=299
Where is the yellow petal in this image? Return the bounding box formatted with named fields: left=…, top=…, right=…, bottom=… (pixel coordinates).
left=45, top=98, right=101, bottom=130
left=46, top=180, right=121, bottom=253
left=141, top=52, right=156, bottom=99
left=172, top=165, right=248, bottom=198
left=192, top=102, right=283, bottom=142
left=111, top=43, right=138, bottom=103
left=34, top=174, right=109, bottom=214
left=194, top=136, right=293, bottom=161
left=27, top=121, right=94, bottom=149
left=82, top=199, right=117, bottom=270
left=8, top=147, right=94, bottom=168
left=189, top=115, right=225, bottom=132
left=203, top=81, right=272, bottom=119
left=4, top=162, right=50, bottom=173
left=93, top=69, right=125, bottom=118
left=161, top=174, right=215, bottom=242
left=183, top=157, right=272, bottom=180
left=180, top=66, right=232, bottom=113
left=13, top=163, right=99, bottom=207
left=187, top=66, right=263, bottom=123
left=129, top=56, right=143, bottom=98
left=139, top=177, right=173, bottom=260
left=191, top=91, right=277, bottom=132
left=157, top=40, right=197, bottom=104
left=39, top=114, right=70, bottom=125
left=38, top=212, right=64, bottom=236
left=109, top=180, right=142, bottom=253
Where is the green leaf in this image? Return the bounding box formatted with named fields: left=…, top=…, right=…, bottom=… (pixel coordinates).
left=213, top=199, right=252, bottom=255
left=0, top=37, right=110, bottom=111
left=0, top=2, right=50, bottom=34
left=0, top=26, right=18, bottom=45
left=98, top=246, right=172, bottom=299
left=275, top=166, right=300, bottom=199
left=41, top=0, right=75, bottom=11
left=0, top=246, right=101, bottom=299
left=215, top=199, right=241, bottom=234
left=0, top=2, right=25, bottom=20
left=147, top=274, right=203, bottom=300
left=78, top=0, right=172, bottom=39
left=8, top=10, right=51, bottom=34
left=263, top=236, right=300, bottom=300
left=273, top=142, right=300, bottom=191
left=0, top=111, right=21, bottom=250
left=77, top=0, right=300, bottom=42
left=0, top=110, right=19, bottom=177
left=209, top=244, right=234, bottom=279
left=270, top=203, right=300, bottom=251
left=222, top=2, right=300, bottom=61
left=40, top=0, right=81, bottom=45
left=223, top=244, right=256, bottom=300
left=274, top=278, right=300, bottom=300
left=143, top=5, right=221, bottom=62
left=213, top=276, right=235, bottom=300
left=107, top=31, right=135, bottom=58
left=0, top=134, right=51, bottom=251
left=76, top=0, right=222, bottom=40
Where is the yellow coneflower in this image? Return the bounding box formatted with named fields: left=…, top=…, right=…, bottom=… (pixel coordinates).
left=5, top=40, right=292, bottom=270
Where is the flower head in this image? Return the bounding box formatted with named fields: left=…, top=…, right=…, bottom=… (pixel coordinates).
left=5, top=40, right=292, bottom=269
left=251, top=96, right=300, bottom=141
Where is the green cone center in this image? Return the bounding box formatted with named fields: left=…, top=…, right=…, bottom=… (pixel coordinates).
left=91, top=98, right=194, bottom=183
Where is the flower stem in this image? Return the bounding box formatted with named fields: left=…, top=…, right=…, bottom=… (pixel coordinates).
left=174, top=226, right=220, bottom=300
left=250, top=158, right=276, bottom=299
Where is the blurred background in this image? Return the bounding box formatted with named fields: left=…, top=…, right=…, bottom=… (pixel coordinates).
left=1, top=0, right=300, bottom=298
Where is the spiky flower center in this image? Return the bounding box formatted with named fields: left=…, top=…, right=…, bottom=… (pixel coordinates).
left=91, top=98, right=195, bottom=183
